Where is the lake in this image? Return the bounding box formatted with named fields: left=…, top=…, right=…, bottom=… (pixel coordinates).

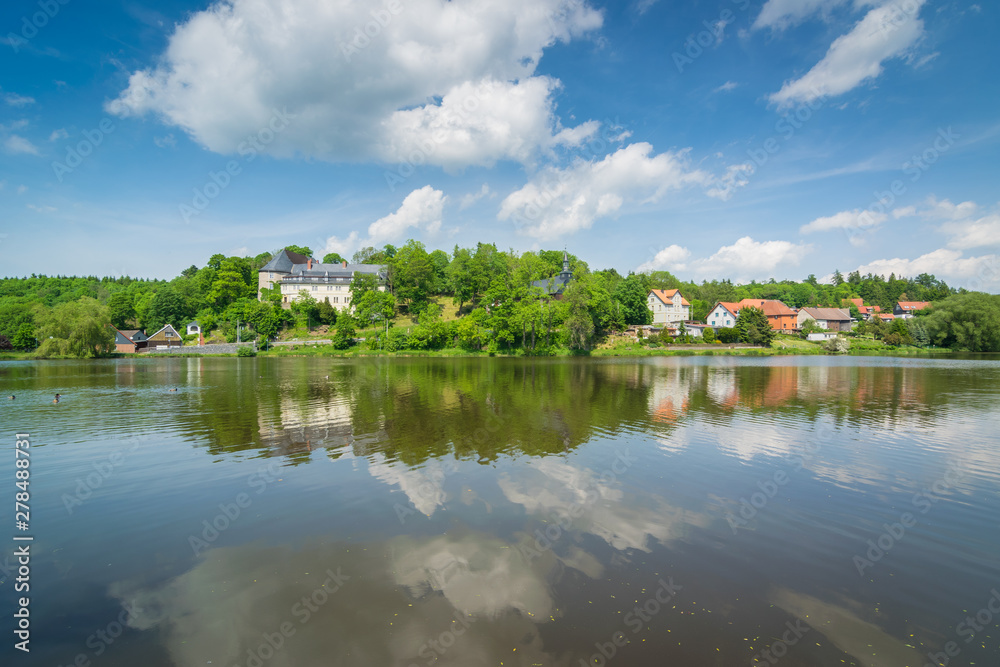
left=1, top=356, right=998, bottom=666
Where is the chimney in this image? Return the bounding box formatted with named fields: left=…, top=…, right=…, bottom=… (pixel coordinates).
left=342, top=260, right=347, bottom=268
left=307, top=258, right=312, bottom=270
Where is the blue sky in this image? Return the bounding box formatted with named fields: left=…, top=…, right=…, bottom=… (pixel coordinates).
left=1, top=0, right=997, bottom=290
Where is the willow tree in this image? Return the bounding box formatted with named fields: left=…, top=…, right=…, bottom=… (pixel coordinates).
left=34, top=297, right=114, bottom=358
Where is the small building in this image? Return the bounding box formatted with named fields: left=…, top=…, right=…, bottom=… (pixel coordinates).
left=647, top=289, right=690, bottom=326
left=530, top=252, right=574, bottom=300
left=111, top=327, right=149, bottom=353
left=806, top=332, right=840, bottom=342
left=798, top=307, right=853, bottom=332
left=894, top=301, right=930, bottom=319
left=680, top=322, right=708, bottom=338
left=186, top=321, right=201, bottom=335
left=145, top=324, right=183, bottom=349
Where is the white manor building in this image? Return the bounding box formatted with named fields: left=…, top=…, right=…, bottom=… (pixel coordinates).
left=647, top=289, right=691, bottom=326
left=258, top=249, right=387, bottom=311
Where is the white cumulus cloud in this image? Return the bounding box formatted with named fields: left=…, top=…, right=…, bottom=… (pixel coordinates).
left=324, top=185, right=446, bottom=256
left=640, top=237, right=812, bottom=282
left=855, top=249, right=999, bottom=291
left=498, top=142, right=711, bottom=240
left=769, top=0, right=927, bottom=107
left=105, top=0, right=603, bottom=168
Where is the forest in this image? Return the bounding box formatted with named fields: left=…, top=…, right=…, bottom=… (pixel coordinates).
left=0, top=241, right=996, bottom=355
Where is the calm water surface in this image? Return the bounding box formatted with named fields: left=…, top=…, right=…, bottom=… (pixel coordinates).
left=1, top=356, right=998, bottom=666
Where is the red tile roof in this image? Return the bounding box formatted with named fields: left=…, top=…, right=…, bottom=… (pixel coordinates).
left=650, top=289, right=691, bottom=306
left=737, top=299, right=796, bottom=317
left=897, top=301, right=930, bottom=311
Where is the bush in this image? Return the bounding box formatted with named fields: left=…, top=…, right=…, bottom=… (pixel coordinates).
left=716, top=327, right=739, bottom=343
left=702, top=327, right=716, bottom=344
left=0, top=335, right=12, bottom=351
left=821, top=336, right=850, bottom=354
left=332, top=317, right=356, bottom=350
left=236, top=345, right=256, bottom=357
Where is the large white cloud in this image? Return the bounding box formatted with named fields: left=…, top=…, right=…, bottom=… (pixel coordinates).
left=769, top=0, right=927, bottom=107
left=855, top=249, right=999, bottom=290
left=498, top=142, right=711, bottom=239
left=640, top=236, right=812, bottom=282
left=324, top=185, right=445, bottom=256
left=106, top=0, right=602, bottom=167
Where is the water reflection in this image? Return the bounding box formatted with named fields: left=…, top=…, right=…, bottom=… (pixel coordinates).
left=3, top=356, right=999, bottom=666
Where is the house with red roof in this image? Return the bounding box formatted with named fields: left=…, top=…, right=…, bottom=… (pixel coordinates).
left=894, top=301, right=930, bottom=319
left=647, top=289, right=690, bottom=326
left=708, top=299, right=797, bottom=331
left=847, top=298, right=882, bottom=320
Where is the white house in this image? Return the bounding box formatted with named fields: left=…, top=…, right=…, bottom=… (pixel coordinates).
left=647, top=289, right=690, bottom=326
left=707, top=302, right=740, bottom=329
left=186, top=321, right=201, bottom=336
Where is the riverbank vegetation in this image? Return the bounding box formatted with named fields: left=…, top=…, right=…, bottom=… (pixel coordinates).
left=1, top=242, right=996, bottom=358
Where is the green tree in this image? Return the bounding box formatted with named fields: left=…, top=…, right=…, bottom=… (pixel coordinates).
left=922, top=294, right=1000, bottom=351
left=34, top=298, right=115, bottom=358
left=391, top=240, right=435, bottom=314
left=210, top=259, right=253, bottom=310
left=332, top=314, right=356, bottom=349
left=447, top=246, right=476, bottom=311
left=354, top=289, right=395, bottom=327
left=613, top=274, right=652, bottom=325
left=735, top=306, right=775, bottom=347
left=12, top=322, right=36, bottom=350
left=322, top=252, right=346, bottom=264
left=107, top=291, right=135, bottom=328
left=702, top=326, right=716, bottom=343
left=285, top=245, right=313, bottom=258
left=562, top=282, right=594, bottom=350
left=149, top=286, right=188, bottom=331
left=316, top=299, right=338, bottom=326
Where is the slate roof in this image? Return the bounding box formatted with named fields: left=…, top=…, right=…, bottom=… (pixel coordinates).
left=800, top=307, right=852, bottom=321
left=260, top=249, right=312, bottom=273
